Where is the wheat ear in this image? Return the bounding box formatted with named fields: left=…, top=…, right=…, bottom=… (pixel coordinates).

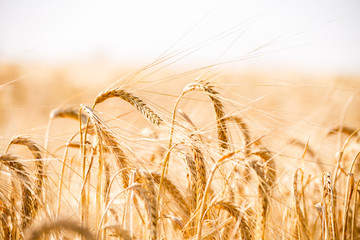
left=150, top=172, right=190, bottom=218
left=225, top=115, right=251, bottom=155
left=50, top=107, right=88, bottom=122
left=8, top=135, right=45, bottom=215
left=25, top=219, right=95, bottom=240
left=182, top=153, right=197, bottom=213
left=190, top=144, right=207, bottom=210
left=93, top=88, right=163, bottom=126
left=80, top=104, right=131, bottom=187
left=252, top=148, right=276, bottom=187
left=132, top=183, right=158, bottom=240
left=0, top=154, right=34, bottom=229
left=322, top=172, right=337, bottom=240
left=184, top=81, right=229, bottom=151
left=213, top=200, right=252, bottom=239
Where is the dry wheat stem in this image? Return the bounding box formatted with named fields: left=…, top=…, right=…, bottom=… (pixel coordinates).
left=293, top=169, right=311, bottom=240
left=196, top=150, right=246, bottom=240
left=98, top=184, right=139, bottom=239
left=342, top=172, right=354, bottom=240
left=351, top=179, right=360, bottom=240
left=183, top=81, right=230, bottom=151
left=333, top=128, right=360, bottom=186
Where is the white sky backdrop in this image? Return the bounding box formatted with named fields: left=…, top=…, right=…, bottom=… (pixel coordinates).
left=1, top=0, right=360, bottom=74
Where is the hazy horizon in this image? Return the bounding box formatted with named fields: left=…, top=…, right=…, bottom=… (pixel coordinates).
left=1, top=0, right=360, bottom=74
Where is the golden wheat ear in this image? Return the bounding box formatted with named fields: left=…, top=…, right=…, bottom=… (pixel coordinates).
left=212, top=200, right=252, bottom=239
left=0, top=154, right=34, bottom=229
left=322, top=172, right=338, bottom=240
left=24, top=219, right=95, bottom=240
left=132, top=184, right=158, bottom=240
left=50, top=107, right=88, bottom=122
left=183, top=81, right=230, bottom=152
left=7, top=136, right=45, bottom=212
left=150, top=171, right=190, bottom=219
left=93, top=88, right=163, bottom=126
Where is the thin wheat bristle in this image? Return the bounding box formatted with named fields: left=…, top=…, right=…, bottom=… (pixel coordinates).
left=93, top=88, right=163, bottom=126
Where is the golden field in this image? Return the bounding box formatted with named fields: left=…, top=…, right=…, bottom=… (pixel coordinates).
left=0, top=61, right=359, bottom=239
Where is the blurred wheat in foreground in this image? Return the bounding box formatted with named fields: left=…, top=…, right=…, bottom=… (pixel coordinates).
left=0, top=64, right=359, bottom=240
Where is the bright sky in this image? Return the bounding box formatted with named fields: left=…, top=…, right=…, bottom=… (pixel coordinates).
left=1, top=0, right=360, bottom=74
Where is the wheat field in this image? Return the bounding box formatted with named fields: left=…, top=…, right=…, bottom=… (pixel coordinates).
left=0, top=61, right=359, bottom=240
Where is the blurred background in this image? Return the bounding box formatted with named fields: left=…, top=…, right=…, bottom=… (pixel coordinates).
left=1, top=0, right=360, bottom=149
left=1, top=0, right=360, bottom=72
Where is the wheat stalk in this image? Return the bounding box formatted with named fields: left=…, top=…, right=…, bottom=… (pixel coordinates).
left=293, top=169, right=311, bottom=240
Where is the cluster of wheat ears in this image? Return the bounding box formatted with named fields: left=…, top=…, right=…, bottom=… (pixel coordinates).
left=0, top=78, right=359, bottom=240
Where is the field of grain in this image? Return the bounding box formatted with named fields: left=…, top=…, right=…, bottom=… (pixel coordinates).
left=0, top=61, right=359, bottom=239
